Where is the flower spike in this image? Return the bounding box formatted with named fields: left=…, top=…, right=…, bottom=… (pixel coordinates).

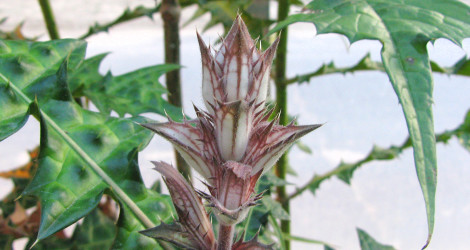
left=142, top=16, right=321, bottom=249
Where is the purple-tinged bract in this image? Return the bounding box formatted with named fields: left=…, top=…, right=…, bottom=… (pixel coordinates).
left=141, top=16, right=321, bottom=249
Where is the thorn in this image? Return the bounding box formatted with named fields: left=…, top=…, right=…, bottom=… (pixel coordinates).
left=163, top=109, right=173, bottom=122
left=29, top=239, right=39, bottom=250
left=288, top=117, right=297, bottom=126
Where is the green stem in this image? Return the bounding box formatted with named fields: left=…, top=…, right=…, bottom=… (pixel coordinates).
left=284, top=54, right=384, bottom=85
left=79, top=5, right=160, bottom=39
left=285, top=128, right=459, bottom=203
left=2, top=74, right=155, bottom=229
left=161, top=0, right=191, bottom=180
left=274, top=0, right=290, bottom=249
left=37, top=0, right=60, bottom=39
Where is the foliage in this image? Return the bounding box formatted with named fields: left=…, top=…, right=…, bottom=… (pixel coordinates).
left=269, top=0, right=470, bottom=246
left=357, top=228, right=395, bottom=250
left=0, top=38, right=175, bottom=248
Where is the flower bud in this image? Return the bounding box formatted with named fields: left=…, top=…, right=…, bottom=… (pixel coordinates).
left=197, top=16, right=279, bottom=113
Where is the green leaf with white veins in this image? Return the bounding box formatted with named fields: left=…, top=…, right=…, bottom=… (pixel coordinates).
left=0, top=39, right=172, bottom=245
left=0, top=39, right=85, bottom=141
left=269, top=0, right=470, bottom=246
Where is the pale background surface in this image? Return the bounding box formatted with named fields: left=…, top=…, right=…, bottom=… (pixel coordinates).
left=1, top=1, right=470, bottom=249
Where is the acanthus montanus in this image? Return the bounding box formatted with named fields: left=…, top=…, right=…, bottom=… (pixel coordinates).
left=140, top=16, right=321, bottom=250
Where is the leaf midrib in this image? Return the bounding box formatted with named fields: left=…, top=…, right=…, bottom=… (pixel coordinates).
left=0, top=73, right=156, bottom=233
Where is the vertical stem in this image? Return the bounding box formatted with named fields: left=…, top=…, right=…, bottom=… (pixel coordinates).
left=37, top=0, right=60, bottom=39
left=161, top=0, right=191, bottom=180
left=274, top=0, right=290, bottom=249
left=217, top=224, right=234, bottom=250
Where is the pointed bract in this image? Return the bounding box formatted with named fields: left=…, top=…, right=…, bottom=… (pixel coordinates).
left=232, top=232, right=274, bottom=250
left=246, top=123, right=322, bottom=174
left=151, top=161, right=215, bottom=249
left=142, top=122, right=215, bottom=181
left=139, top=222, right=196, bottom=249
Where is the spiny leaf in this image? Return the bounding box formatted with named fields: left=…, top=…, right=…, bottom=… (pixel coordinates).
left=290, top=110, right=468, bottom=201
left=68, top=52, right=108, bottom=95
left=257, top=172, right=291, bottom=188
left=285, top=53, right=384, bottom=85
left=26, top=207, right=116, bottom=250
left=285, top=53, right=468, bottom=85
left=0, top=39, right=86, bottom=141
left=181, top=0, right=274, bottom=47
left=0, top=39, right=172, bottom=245
left=261, top=196, right=289, bottom=220
left=240, top=205, right=269, bottom=242
left=113, top=203, right=168, bottom=250
left=79, top=5, right=161, bottom=39
left=68, top=53, right=182, bottom=120
left=337, top=145, right=401, bottom=184
left=357, top=228, right=395, bottom=250
left=84, top=64, right=182, bottom=119
left=430, top=56, right=470, bottom=76
left=269, top=1, right=470, bottom=245
left=456, top=110, right=470, bottom=152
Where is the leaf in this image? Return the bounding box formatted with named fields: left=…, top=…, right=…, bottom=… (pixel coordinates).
left=0, top=39, right=172, bottom=244
left=429, top=56, right=470, bottom=76
left=27, top=207, right=116, bottom=250
left=0, top=39, right=85, bottom=141
left=285, top=53, right=384, bottom=85
left=257, top=172, right=291, bottom=188
left=451, top=57, right=470, bottom=76
left=267, top=214, right=285, bottom=250
left=296, top=140, right=312, bottom=154
left=357, top=228, right=395, bottom=250
left=269, top=1, right=470, bottom=245
left=240, top=205, right=269, bottom=242
left=113, top=204, right=164, bottom=250
left=68, top=52, right=108, bottom=95
left=67, top=53, right=182, bottom=120
left=456, top=110, right=470, bottom=152
left=84, top=64, right=182, bottom=119
left=281, top=233, right=333, bottom=247
left=181, top=0, right=274, bottom=47
left=79, top=5, right=161, bottom=39
left=139, top=222, right=194, bottom=249
left=72, top=208, right=116, bottom=249
left=261, top=196, right=289, bottom=220
left=111, top=157, right=174, bottom=249
left=292, top=112, right=465, bottom=200
left=337, top=145, right=401, bottom=184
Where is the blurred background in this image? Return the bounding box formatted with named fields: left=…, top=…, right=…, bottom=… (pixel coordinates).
left=1, top=1, right=469, bottom=249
